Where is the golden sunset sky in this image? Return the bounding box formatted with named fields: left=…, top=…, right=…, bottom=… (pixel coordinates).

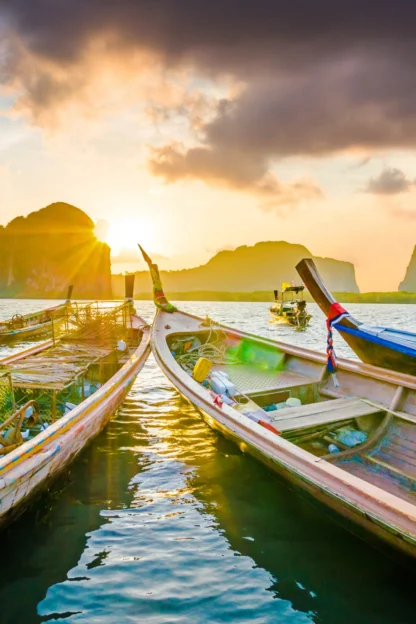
left=1, top=2, right=416, bottom=291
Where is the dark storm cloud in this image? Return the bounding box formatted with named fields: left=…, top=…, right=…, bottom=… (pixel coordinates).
left=3, top=1, right=416, bottom=195
left=3, top=2, right=416, bottom=139
left=203, top=59, right=416, bottom=157
left=363, top=167, right=415, bottom=195
left=3, top=1, right=416, bottom=71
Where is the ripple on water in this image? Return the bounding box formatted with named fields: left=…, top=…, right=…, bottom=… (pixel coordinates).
left=0, top=301, right=414, bottom=623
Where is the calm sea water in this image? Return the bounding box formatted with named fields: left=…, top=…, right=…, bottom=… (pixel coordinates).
left=0, top=300, right=415, bottom=624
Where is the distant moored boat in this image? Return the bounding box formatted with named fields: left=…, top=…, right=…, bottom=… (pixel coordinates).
left=269, top=284, right=311, bottom=329
left=0, top=285, right=74, bottom=343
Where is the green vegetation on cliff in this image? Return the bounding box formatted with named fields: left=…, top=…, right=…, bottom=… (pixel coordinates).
left=0, top=203, right=112, bottom=299
left=112, top=241, right=359, bottom=297
left=129, top=290, right=416, bottom=303
left=399, top=245, right=416, bottom=293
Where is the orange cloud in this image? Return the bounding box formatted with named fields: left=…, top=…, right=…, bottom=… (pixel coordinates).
left=149, top=143, right=323, bottom=208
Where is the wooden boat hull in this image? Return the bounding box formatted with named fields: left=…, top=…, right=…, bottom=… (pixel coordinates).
left=196, top=406, right=415, bottom=565
left=151, top=309, right=416, bottom=563
left=0, top=319, right=55, bottom=343
left=0, top=319, right=151, bottom=528
left=270, top=308, right=301, bottom=326
left=332, top=327, right=416, bottom=375
left=0, top=302, right=69, bottom=344
left=270, top=305, right=311, bottom=328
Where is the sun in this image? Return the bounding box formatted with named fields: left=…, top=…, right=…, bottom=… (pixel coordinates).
left=101, top=218, right=155, bottom=256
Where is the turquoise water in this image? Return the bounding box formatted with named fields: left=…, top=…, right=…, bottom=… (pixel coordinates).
left=0, top=301, right=415, bottom=623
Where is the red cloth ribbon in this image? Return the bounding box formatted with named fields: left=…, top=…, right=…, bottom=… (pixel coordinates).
left=211, top=392, right=223, bottom=407
left=327, top=302, right=349, bottom=325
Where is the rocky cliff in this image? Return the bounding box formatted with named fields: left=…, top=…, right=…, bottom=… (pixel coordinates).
left=0, top=203, right=112, bottom=299
left=399, top=245, right=416, bottom=292
left=112, top=241, right=359, bottom=296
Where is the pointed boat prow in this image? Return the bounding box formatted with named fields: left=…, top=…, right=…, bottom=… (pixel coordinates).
left=296, top=258, right=359, bottom=329
left=296, top=258, right=335, bottom=316
left=138, top=244, right=176, bottom=312
left=297, top=258, right=416, bottom=374
left=296, top=259, right=352, bottom=322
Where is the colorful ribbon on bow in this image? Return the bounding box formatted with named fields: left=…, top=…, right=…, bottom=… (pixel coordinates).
left=326, top=302, right=349, bottom=384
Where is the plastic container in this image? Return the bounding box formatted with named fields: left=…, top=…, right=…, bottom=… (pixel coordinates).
left=328, top=443, right=340, bottom=454
left=221, top=394, right=235, bottom=406
left=337, top=429, right=367, bottom=448
left=193, top=357, right=213, bottom=382
left=64, top=402, right=77, bottom=415
left=210, top=373, right=227, bottom=395
left=24, top=405, right=34, bottom=419
left=215, top=371, right=237, bottom=397
left=285, top=397, right=302, bottom=408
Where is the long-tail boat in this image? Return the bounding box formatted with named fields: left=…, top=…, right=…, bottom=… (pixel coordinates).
left=0, top=275, right=150, bottom=527
left=270, top=284, right=311, bottom=328
left=297, top=258, right=416, bottom=375
left=140, top=245, right=416, bottom=565
left=0, top=285, right=74, bottom=343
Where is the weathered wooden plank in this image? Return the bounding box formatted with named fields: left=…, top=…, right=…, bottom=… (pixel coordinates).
left=272, top=398, right=381, bottom=432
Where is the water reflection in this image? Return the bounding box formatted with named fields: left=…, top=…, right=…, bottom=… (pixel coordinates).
left=0, top=301, right=414, bottom=623
left=37, top=365, right=416, bottom=622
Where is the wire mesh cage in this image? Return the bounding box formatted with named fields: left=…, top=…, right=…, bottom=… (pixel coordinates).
left=50, top=300, right=135, bottom=346
left=0, top=373, right=15, bottom=425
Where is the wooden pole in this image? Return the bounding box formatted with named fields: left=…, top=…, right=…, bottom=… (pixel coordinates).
left=51, top=390, right=57, bottom=422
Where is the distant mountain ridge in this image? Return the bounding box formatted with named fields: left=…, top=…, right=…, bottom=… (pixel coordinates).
left=112, top=241, right=359, bottom=296
left=0, top=202, right=112, bottom=298
left=399, top=245, right=416, bottom=292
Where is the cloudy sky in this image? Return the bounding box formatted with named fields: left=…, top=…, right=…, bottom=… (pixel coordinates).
left=1, top=1, right=416, bottom=290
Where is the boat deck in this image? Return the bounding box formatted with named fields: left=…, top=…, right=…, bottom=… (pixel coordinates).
left=212, top=364, right=312, bottom=395
left=1, top=342, right=113, bottom=390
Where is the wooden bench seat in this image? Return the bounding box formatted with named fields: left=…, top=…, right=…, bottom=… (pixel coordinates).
left=270, top=397, right=382, bottom=433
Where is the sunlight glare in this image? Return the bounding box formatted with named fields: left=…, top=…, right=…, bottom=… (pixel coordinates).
left=104, top=218, right=155, bottom=256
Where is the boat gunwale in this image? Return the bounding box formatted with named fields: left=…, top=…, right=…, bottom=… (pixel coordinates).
left=166, top=309, right=416, bottom=392
left=0, top=316, right=151, bottom=476
left=151, top=308, right=416, bottom=541
left=0, top=301, right=68, bottom=327
left=0, top=319, right=55, bottom=339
